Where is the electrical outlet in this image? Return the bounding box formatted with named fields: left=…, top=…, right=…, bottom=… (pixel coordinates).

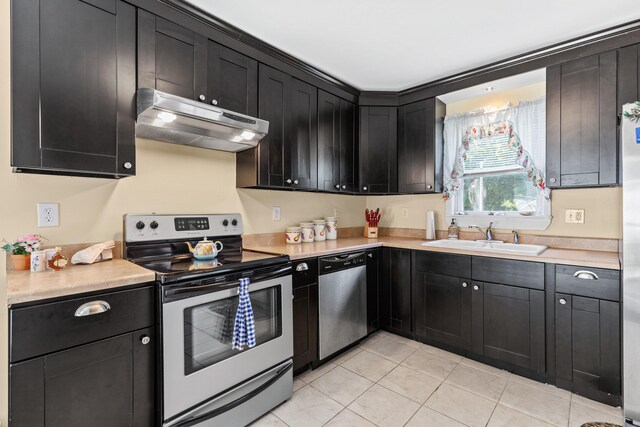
left=272, top=206, right=281, bottom=221
left=565, top=209, right=585, bottom=224
left=334, top=208, right=340, bottom=218
left=37, top=203, right=59, bottom=227
left=401, top=208, right=409, bottom=219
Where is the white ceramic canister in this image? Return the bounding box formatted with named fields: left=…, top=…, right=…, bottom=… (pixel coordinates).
left=285, top=226, right=302, bottom=245
left=324, top=216, right=338, bottom=240
left=30, top=250, right=46, bottom=272
left=312, top=219, right=326, bottom=241
left=299, top=222, right=315, bottom=243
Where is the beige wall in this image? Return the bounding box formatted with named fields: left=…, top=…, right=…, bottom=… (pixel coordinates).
left=369, top=82, right=623, bottom=239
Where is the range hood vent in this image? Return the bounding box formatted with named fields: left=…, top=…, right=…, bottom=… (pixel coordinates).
left=135, top=88, right=268, bottom=152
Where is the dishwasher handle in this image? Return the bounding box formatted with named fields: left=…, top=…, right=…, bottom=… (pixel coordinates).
left=322, top=251, right=365, bottom=263
left=319, top=251, right=367, bottom=275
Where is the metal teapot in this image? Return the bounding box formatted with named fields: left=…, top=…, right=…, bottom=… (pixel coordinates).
left=185, top=238, right=223, bottom=260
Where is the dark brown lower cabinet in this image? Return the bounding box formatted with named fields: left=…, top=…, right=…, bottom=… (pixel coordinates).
left=471, top=282, right=545, bottom=374
left=10, top=328, right=155, bottom=427
left=292, top=259, right=319, bottom=372
left=381, top=248, right=412, bottom=335
left=555, top=293, right=621, bottom=404
left=366, top=248, right=381, bottom=333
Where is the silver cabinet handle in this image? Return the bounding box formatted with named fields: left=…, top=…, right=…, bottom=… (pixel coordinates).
left=211, top=99, right=218, bottom=105
left=473, top=285, right=479, bottom=291
left=342, top=185, right=346, bottom=189
left=574, top=270, right=599, bottom=280
left=367, top=253, right=373, bottom=258
left=335, top=184, right=340, bottom=189
left=293, top=179, right=299, bottom=185
left=74, top=300, right=111, bottom=317
left=462, top=282, right=468, bottom=288
left=123, top=162, right=133, bottom=170
left=140, top=335, right=151, bottom=345
left=559, top=298, right=567, bottom=305
left=286, top=179, right=292, bottom=184
left=427, top=184, right=433, bottom=190
left=198, top=94, right=206, bottom=101
left=549, top=177, right=557, bottom=183
left=296, top=263, right=309, bottom=272
left=363, top=186, right=368, bottom=191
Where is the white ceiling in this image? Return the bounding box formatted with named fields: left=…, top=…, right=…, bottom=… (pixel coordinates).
left=186, top=0, right=640, bottom=91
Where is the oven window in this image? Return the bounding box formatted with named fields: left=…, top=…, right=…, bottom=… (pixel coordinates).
left=183, top=286, right=282, bottom=375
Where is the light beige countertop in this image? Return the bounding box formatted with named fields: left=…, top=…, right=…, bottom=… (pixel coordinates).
left=244, top=236, right=621, bottom=270
left=6, top=259, right=156, bottom=306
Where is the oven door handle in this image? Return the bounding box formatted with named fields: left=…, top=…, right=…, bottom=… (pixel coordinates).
left=164, top=265, right=292, bottom=299
left=169, top=360, right=293, bottom=427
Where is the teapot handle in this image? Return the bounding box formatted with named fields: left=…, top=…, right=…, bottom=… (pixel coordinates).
left=214, top=241, right=224, bottom=252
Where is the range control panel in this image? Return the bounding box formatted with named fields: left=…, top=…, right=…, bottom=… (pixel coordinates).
left=124, top=214, right=243, bottom=242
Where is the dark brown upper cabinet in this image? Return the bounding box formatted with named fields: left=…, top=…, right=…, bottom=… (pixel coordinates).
left=398, top=98, right=445, bottom=194
left=236, top=65, right=318, bottom=190
left=546, top=51, right=618, bottom=188
left=318, top=90, right=358, bottom=192
left=11, top=0, right=136, bottom=178
left=359, top=106, right=398, bottom=194
left=138, top=10, right=207, bottom=101
left=207, top=40, right=258, bottom=116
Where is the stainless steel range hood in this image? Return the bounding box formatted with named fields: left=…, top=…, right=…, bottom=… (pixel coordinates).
left=136, top=88, right=268, bottom=152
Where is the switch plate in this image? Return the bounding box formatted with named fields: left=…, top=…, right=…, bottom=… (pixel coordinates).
left=334, top=208, right=340, bottom=218
left=401, top=208, right=409, bottom=218
left=37, top=203, right=59, bottom=227
left=565, top=209, right=585, bottom=224
left=272, top=206, right=281, bottom=221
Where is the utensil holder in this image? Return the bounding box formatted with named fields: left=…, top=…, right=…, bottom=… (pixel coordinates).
left=365, top=225, right=378, bottom=239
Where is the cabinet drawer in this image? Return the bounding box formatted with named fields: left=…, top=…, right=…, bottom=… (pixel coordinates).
left=556, top=265, right=620, bottom=301
left=414, top=251, right=471, bottom=278
left=472, top=257, right=544, bottom=290
left=10, top=286, right=154, bottom=363
left=292, top=258, right=318, bottom=289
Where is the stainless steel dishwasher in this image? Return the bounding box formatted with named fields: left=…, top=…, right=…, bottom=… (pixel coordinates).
left=318, top=251, right=367, bottom=360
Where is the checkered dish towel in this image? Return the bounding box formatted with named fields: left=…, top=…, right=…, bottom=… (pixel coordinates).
left=232, top=277, right=256, bottom=350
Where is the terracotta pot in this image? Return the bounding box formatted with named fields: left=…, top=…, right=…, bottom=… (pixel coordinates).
left=11, top=254, right=31, bottom=271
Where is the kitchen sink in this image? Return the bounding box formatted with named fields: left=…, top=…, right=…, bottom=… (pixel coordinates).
left=421, top=239, right=548, bottom=256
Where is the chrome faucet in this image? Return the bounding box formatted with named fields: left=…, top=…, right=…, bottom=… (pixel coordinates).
left=469, top=222, right=494, bottom=241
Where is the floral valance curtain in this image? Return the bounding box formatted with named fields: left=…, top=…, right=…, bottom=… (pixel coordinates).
left=442, top=97, right=549, bottom=200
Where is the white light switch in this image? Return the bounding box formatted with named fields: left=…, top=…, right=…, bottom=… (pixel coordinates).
left=565, top=209, right=585, bottom=224
left=37, top=203, right=59, bottom=227
left=272, top=206, right=281, bottom=221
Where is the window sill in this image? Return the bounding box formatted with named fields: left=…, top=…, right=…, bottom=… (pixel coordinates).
left=446, top=214, right=552, bottom=231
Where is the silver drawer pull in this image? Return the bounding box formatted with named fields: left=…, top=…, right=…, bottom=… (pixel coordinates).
left=296, top=263, right=309, bottom=272
left=74, top=300, right=111, bottom=317
left=559, top=298, right=567, bottom=305
left=574, top=270, right=599, bottom=280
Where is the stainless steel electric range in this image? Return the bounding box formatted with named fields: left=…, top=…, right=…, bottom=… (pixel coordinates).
left=124, top=214, right=293, bottom=427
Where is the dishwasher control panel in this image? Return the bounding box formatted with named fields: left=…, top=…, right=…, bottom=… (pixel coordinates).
left=318, top=252, right=367, bottom=275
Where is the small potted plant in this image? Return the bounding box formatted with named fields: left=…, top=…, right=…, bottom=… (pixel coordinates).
left=2, top=235, right=43, bottom=271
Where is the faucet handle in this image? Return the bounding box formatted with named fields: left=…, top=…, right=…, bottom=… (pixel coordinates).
left=512, top=230, right=519, bottom=244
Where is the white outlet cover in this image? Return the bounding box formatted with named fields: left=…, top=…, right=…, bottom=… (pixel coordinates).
left=272, top=206, right=281, bottom=221
left=401, top=208, right=409, bottom=218
left=37, top=203, right=59, bottom=227
left=334, top=208, right=340, bottom=217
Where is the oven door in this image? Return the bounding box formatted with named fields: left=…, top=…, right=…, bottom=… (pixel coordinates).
left=162, top=272, right=293, bottom=421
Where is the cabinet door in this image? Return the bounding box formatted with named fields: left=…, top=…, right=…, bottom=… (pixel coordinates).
left=12, top=0, right=136, bottom=177
left=471, top=282, right=545, bottom=373
left=546, top=51, right=618, bottom=187
left=381, top=248, right=411, bottom=334
left=207, top=40, right=258, bottom=115
left=292, top=284, right=319, bottom=371
left=339, top=99, right=358, bottom=193
left=366, top=249, right=381, bottom=334
left=138, top=10, right=207, bottom=101
left=289, top=78, right=318, bottom=190
left=257, top=64, right=290, bottom=187
left=556, top=294, right=621, bottom=400
left=413, top=272, right=471, bottom=350
left=318, top=90, right=341, bottom=192
left=398, top=98, right=444, bottom=193
left=10, top=329, right=155, bottom=427
left=359, top=106, right=398, bottom=194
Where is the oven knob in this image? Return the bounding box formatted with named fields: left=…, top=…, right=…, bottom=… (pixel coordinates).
left=222, top=219, right=229, bottom=227
left=231, top=219, right=238, bottom=227
left=140, top=335, right=151, bottom=345
left=136, top=221, right=145, bottom=230
left=150, top=221, right=159, bottom=230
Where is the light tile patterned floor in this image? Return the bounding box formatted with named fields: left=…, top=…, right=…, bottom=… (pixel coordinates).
left=250, top=331, right=624, bottom=427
